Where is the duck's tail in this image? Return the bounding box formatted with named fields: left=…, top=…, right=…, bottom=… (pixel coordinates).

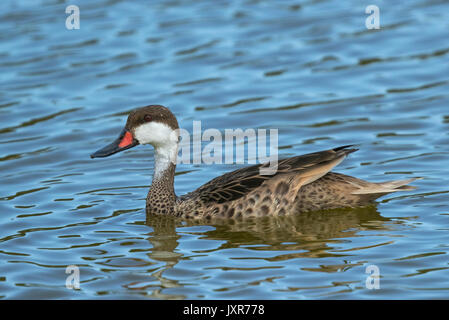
left=351, top=177, right=421, bottom=195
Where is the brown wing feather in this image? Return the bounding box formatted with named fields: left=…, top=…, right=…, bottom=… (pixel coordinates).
left=183, top=145, right=357, bottom=204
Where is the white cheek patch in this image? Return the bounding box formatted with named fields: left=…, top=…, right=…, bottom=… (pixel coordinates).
left=134, top=122, right=176, bottom=146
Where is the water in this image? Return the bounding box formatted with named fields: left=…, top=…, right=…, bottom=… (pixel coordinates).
left=0, top=0, right=448, bottom=299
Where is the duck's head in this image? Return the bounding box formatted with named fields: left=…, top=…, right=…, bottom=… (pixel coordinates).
left=90, top=105, right=179, bottom=159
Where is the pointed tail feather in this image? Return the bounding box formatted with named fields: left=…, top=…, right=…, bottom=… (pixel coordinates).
left=351, top=177, right=421, bottom=195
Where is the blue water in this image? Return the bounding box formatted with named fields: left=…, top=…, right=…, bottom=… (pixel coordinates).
left=0, top=0, right=448, bottom=299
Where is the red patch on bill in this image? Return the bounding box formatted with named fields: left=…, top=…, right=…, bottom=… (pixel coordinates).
left=119, top=131, right=133, bottom=148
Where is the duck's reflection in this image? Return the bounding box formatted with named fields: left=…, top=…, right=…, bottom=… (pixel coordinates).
left=142, top=206, right=395, bottom=297
left=135, top=215, right=184, bottom=299
left=147, top=206, right=390, bottom=250
left=146, top=215, right=181, bottom=262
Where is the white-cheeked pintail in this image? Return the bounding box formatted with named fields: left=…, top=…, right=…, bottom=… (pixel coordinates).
left=91, top=105, right=418, bottom=220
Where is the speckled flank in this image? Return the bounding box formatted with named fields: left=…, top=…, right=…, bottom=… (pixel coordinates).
left=294, top=172, right=375, bottom=212
left=149, top=170, right=408, bottom=220
left=150, top=168, right=417, bottom=219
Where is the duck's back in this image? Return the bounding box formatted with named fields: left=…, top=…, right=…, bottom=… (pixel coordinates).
left=172, top=145, right=417, bottom=219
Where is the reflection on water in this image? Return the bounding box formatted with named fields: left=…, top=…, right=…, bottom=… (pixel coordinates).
left=136, top=207, right=406, bottom=299
left=175, top=206, right=389, bottom=254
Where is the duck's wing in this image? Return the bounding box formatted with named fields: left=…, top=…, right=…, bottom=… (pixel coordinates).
left=185, top=145, right=358, bottom=204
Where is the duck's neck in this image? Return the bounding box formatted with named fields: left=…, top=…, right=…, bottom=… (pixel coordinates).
left=153, top=141, right=178, bottom=181
left=147, top=142, right=178, bottom=215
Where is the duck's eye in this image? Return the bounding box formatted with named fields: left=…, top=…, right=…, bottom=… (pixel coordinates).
left=144, top=114, right=152, bottom=122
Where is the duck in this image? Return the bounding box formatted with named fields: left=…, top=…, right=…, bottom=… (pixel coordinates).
left=90, top=105, right=418, bottom=220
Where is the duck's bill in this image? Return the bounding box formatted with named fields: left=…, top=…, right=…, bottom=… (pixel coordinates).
left=90, top=129, right=139, bottom=158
